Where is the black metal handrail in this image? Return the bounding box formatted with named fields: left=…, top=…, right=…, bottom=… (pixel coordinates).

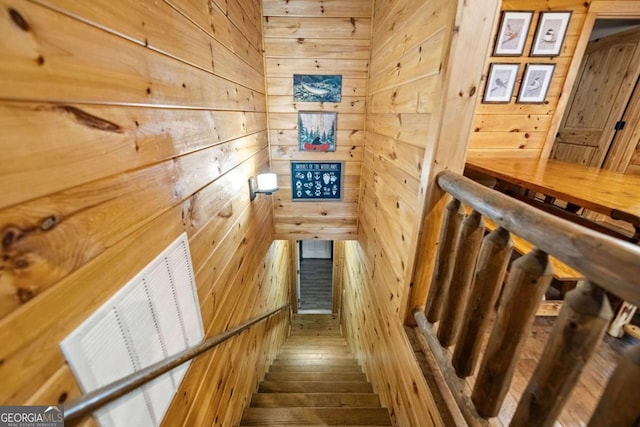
left=64, top=303, right=290, bottom=422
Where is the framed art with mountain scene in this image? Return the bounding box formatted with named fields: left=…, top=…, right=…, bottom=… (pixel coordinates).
left=299, top=111, right=337, bottom=152
left=293, top=74, right=342, bottom=102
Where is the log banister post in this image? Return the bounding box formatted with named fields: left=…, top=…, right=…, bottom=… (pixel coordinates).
left=415, top=171, right=640, bottom=426
left=425, top=198, right=464, bottom=323
left=452, top=226, right=513, bottom=378
left=511, top=281, right=612, bottom=426
left=437, top=209, right=485, bottom=347
left=472, top=248, right=553, bottom=418
left=588, top=343, right=640, bottom=426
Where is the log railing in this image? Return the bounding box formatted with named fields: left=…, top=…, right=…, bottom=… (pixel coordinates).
left=416, top=170, right=640, bottom=426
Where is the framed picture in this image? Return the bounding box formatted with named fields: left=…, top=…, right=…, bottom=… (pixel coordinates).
left=483, top=63, right=520, bottom=103
left=293, top=74, right=342, bottom=102
left=493, top=11, right=534, bottom=56
left=291, top=162, right=342, bottom=201
left=530, top=12, right=572, bottom=57
left=299, top=111, right=337, bottom=152
left=517, top=63, right=555, bottom=103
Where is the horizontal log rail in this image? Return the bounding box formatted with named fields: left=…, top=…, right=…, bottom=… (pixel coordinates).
left=419, top=170, right=640, bottom=426
left=64, top=303, right=290, bottom=423
left=437, top=170, right=640, bottom=305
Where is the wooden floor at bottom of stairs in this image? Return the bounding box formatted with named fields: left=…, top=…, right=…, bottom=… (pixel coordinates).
left=239, top=314, right=392, bottom=426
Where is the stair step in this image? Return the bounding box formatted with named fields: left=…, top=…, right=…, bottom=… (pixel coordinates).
left=258, top=381, right=373, bottom=393
left=240, top=315, right=391, bottom=426
left=268, top=364, right=362, bottom=373
left=240, top=407, right=392, bottom=426
left=272, top=358, right=359, bottom=366
left=285, top=335, right=345, bottom=340
left=250, top=392, right=382, bottom=408
left=279, top=346, right=352, bottom=354
left=264, top=372, right=367, bottom=382
left=291, top=314, right=339, bottom=322
left=281, top=343, right=348, bottom=350
left=281, top=341, right=349, bottom=349
left=290, top=328, right=342, bottom=337
left=276, top=353, right=355, bottom=360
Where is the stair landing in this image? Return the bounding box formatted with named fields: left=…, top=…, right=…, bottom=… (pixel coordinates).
left=240, top=314, right=392, bottom=426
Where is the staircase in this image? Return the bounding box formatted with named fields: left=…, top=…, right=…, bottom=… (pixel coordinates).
left=240, top=314, right=393, bottom=426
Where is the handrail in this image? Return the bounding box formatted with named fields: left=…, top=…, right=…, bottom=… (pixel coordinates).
left=64, top=303, right=290, bottom=423
left=437, top=170, right=640, bottom=305
left=417, top=170, right=640, bottom=426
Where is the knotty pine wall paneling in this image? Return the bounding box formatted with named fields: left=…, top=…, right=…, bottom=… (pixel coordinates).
left=0, top=1, right=291, bottom=425
left=341, top=0, right=457, bottom=425
left=262, top=0, right=371, bottom=240
left=630, top=145, right=640, bottom=174
left=468, top=0, right=591, bottom=159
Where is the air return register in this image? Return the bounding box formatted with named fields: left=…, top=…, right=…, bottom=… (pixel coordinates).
left=61, top=232, right=204, bottom=427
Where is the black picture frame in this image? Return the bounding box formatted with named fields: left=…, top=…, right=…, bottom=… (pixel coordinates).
left=291, top=161, right=343, bottom=201
left=530, top=11, right=572, bottom=57
left=493, top=11, right=534, bottom=56
left=483, top=63, right=520, bottom=103
left=517, top=63, right=555, bottom=103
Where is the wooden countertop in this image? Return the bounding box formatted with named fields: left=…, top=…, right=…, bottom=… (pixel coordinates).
left=465, top=157, right=640, bottom=225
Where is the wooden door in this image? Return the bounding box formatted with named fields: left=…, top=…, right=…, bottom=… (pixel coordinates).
left=551, top=27, right=640, bottom=167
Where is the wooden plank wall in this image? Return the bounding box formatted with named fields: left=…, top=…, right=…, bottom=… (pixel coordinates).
left=468, top=0, right=591, bottom=159
left=0, top=0, right=291, bottom=425
left=630, top=146, right=640, bottom=174
left=262, top=0, right=371, bottom=240
left=341, top=0, right=456, bottom=425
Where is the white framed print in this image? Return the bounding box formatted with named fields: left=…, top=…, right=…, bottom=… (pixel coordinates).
left=517, top=63, right=555, bottom=103
left=493, top=11, right=534, bottom=56
left=530, top=12, right=572, bottom=57
left=483, top=63, right=520, bottom=103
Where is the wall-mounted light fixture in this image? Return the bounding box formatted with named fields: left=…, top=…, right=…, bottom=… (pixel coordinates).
left=249, top=173, right=279, bottom=201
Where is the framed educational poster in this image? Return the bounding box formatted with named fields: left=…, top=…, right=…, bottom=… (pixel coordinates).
left=291, top=162, right=342, bottom=201
left=299, top=111, right=337, bottom=152
left=293, top=74, right=342, bottom=102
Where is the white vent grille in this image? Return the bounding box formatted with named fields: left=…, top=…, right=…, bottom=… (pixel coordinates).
left=61, top=232, right=203, bottom=427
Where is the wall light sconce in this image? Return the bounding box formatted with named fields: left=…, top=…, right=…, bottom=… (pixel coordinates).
left=249, top=173, right=279, bottom=201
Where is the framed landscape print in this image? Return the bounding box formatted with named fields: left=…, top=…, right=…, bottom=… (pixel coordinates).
left=483, top=63, right=520, bottom=103
left=517, top=63, right=555, bottom=103
left=291, top=162, right=342, bottom=201
left=299, top=111, right=337, bottom=152
left=293, top=74, right=342, bottom=102
left=493, top=11, right=534, bottom=56
left=531, top=12, right=572, bottom=57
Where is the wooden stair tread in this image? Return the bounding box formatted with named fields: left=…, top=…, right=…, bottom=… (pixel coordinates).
left=250, top=393, right=382, bottom=408
left=272, top=358, right=360, bottom=366
left=264, top=372, right=367, bottom=382
left=279, top=347, right=352, bottom=354
left=259, top=381, right=373, bottom=393
left=268, top=364, right=363, bottom=373
left=290, top=329, right=342, bottom=337
left=239, top=407, right=392, bottom=426
left=276, top=353, right=356, bottom=360
left=240, top=315, right=390, bottom=426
